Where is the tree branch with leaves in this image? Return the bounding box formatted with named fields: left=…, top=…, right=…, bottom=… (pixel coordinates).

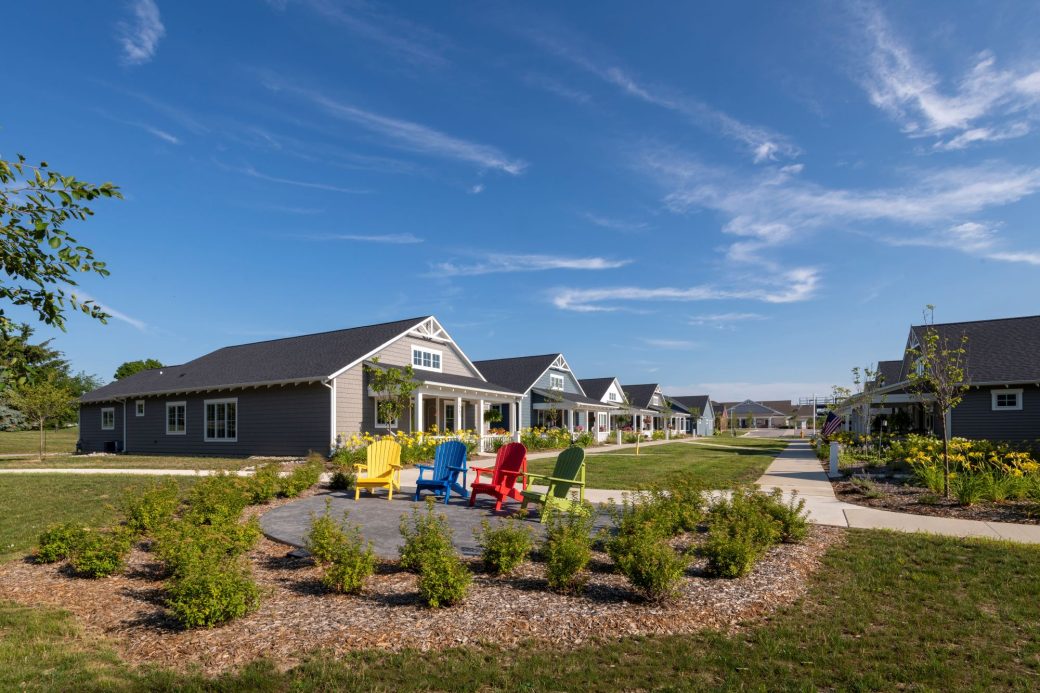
left=364, top=359, right=419, bottom=435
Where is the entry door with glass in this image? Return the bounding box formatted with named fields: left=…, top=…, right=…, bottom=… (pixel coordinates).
left=444, top=402, right=456, bottom=432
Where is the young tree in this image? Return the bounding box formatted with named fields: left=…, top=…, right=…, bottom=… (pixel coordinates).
left=543, top=388, right=564, bottom=428
left=364, top=359, right=419, bottom=435
left=1, top=154, right=121, bottom=336
left=905, top=305, right=969, bottom=499
left=659, top=399, right=674, bottom=439
left=6, top=374, right=75, bottom=460
left=114, top=358, right=163, bottom=380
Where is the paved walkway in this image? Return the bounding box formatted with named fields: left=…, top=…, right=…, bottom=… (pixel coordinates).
left=759, top=441, right=1040, bottom=544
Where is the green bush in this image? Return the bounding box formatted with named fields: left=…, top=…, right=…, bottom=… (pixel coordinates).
left=607, top=526, right=687, bottom=601
left=280, top=455, right=324, bottom=497
left=756, top=488, right=809, bottom=543
left=305, top=500, right=351, bottom=564
left=476, top=518, right=532, bottom=575
left=572, top=431, right=596, bottom=448
left=651, top=430, right=666, bottom=441
left=35, top=522, right=88, bottom=563
left=622, top=432, right=641, bottom=444
left=166, top=556, right=261, bottom=629
left=417, top=549, right=471, bottom=608
left=607, top=477, right=705, bottom=542
left=703, top=489, right=781, bottom=579
left=981, top=471, right=1025, bottom=503
left=321, top=532, right=376, bottom=595
left=952, top=472, right=986, bottom=506
left=155, top=516, right=262, bottom=577
left=399, top=499, right=454, bottom=572
left=543, top=505, right=595, bottom=592
left=123, top=479, right=181, bottom=535
left=911, top=462, right=946, bottom=495
left=186, top=474, right=252, bottom=525
left=248, top=463, right=283, bottom=504
left=329, top=467, right=357, bottom=492
left=69, top=528, right=134, bottom=578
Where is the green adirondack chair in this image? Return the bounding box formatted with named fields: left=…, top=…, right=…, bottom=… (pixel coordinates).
left=520, top=446, right=586, bottom=522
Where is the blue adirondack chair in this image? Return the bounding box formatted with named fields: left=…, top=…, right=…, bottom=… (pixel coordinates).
left=414, top=440, right=470, bottom=504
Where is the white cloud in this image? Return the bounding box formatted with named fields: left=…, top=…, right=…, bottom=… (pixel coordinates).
left=552, top=268, right=819, bottom=312
left=986, top=250, right=1040, bottom=266
left=858, top=4, right=1040, bottom=149
left=582, top=213, right=649, bottom=231
left=300, top=233, right=423, bottom=244
left=270, top=83, right=526, bottom=175
left=642, top=338, right=699, bottom=350
left=117, top=0, right=165, bottom=66
left=689, top=312, right=767, bottom=327
left=469, top=184, right=485, bottom=194
left=434, top=254, right=630, bottom=277
left=74, top=292, right=148, bottom=332
left=664, top=381, right=835, bottom=402
left=227, top=163, right=371, bottom=194
left=522, top=72, right=593, bottom=104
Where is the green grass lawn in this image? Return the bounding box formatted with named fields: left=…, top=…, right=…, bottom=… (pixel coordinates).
left=2, top=529, right=1039, bottom=690
left=0, top=455, right=257, bottom=471
left=527, top=440, right=785, bottom=489
left=0, top=474, right=198, bottom=562
left=0, top=427, right=79, bottom=455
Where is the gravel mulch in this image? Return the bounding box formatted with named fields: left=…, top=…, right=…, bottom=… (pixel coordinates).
left=834, top=478, right=1040, bottom=524
left=0, top=512, right=843, bottom=676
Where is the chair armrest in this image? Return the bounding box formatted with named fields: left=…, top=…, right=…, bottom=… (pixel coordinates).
left=543, top=475, right=584, bottom=485
left=417, top=464, right=433, bottom=471
left=353, top=463, right=368, bottom=471
left=447, top=465, right=467, bottom=472
left=499, top=468, right=524, bottom=477
left=522, top=472, right=548, bottom=482
left=471, top=466, right=494, bottom=473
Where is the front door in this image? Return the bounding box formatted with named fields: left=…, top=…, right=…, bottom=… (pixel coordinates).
left=444, top=402, right=456, bottom=432
left=423, top=398, right=437, bottom=432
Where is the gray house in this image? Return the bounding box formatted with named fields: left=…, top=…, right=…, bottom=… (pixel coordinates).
left=472, top=354, right=616, bottom=435
left=621, top=383, right=685, bottom=438
left=669, top=395, right=715, bottom=436
left=79, top=316, right=522, bottom=456
left=841, top=314, right=1040, bottom=441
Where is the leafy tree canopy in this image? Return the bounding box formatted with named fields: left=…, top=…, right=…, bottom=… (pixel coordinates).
left=114, top=358, right=163, bottom=380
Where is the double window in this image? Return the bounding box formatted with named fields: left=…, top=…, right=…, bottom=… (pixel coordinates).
left=101, top=407, right=115, bottom=430
left=608, top=391, right=617, bottom=402
left=166, top=402, right=186, bottom=435
left=204, top=398, right=237, bottom=442
left=992, top=389, right=1023, bottom=411
left=549, top=373, right=565, bottom=391
left=412, top=346, right=442, bottom=372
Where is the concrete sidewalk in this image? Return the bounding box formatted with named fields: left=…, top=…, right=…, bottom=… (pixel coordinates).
left=758, top=441, right=1040, bottom=544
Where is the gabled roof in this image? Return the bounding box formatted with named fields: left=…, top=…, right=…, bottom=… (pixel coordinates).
left=622, top=383, right=660, bottom=409
left=670, top=395, right=712, bottom=415
left=82, top=316, right=433, bottom=403
left=472, top=354, right=569, bottom=396
left=366, top=362, right=521, bottom=397
left=876, top=360, right=904, bottom=387
left=531, top=388, right=615, bottom=408
left=665, top=397, right=691, bottom=415
left=578, top=377, right=619, bottom=401
left=904, top=315, right=1040, bottom=384
left=726, top=399, right=788, bottom=416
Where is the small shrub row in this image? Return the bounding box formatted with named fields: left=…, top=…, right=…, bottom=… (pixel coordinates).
left=475, top=518, right=532, bottom=575
left=703, top=487, right=809, bottom=579
left=305, top=501, right=375, bottom=595
left=165, top=556, right=261, bottom=629
left=123, top=479, right=182, bottom=535
left=68, top=528, right=135, bottom=579
left=543, top=504, right=595, bottom=592
left=399, top=500, right=471, bottom=607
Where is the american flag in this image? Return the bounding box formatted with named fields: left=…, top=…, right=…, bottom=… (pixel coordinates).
left=822, top=411, right=843, bottom=438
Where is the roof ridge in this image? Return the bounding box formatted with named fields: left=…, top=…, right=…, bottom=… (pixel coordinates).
left=213, top=316, right=430, bottom=351
left=911, top=314, right=1040, bottom=330
left=473, top=353, right=561, bottom=364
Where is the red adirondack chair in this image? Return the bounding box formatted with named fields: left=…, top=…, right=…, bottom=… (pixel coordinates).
left=468, top=442, right=528, bottom=510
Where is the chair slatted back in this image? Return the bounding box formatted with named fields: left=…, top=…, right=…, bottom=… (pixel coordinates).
left=549, top=446, right=585, bottom=499
left=366, top=439, right=401, bottom=477
left=493, top=442, right=527, bottom=488
left=433, top=440, right=467, bottom=481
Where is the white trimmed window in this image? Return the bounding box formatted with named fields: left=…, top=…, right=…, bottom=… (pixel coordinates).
left=608, top=391, right=617, bottom=401
left=135, top=400, right=145, bottom=417
left=166, top=402, right=186, bottom=435
left=549, top=373, right=565, bottom=390
left=373, top=399, right=398, bottom=428
left=204, top=398, right=237, bottom=442
left=101, top=407, right=115, bottom=430
left=652, top=394, right=661, bottom=405
left=411, top=346, right=442, bottom=372
left=992, top=389, right=1023, bottom=411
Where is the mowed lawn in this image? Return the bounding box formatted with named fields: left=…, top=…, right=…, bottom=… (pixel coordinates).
left=2, top=530, right=1040, bottom=690
left=0, top=427, right=79, bottom=455
left=0, top=455, right=257, bottom=471
left=0, top=474, right=198, bottom=562
left=526, top=440, right=785, bottom=489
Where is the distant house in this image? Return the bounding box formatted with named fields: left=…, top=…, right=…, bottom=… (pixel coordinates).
left=622, top=383, right=686, bottom=438
left=668, top=395, right=715, bottom=436
left=79, top=316, right=523, bottom=456
left=579, top=377, right=630, bottom=442
left=840, top=315, right=1040, bottom=441
left=720, top=400, right=793, bottom=429
left=473, top=354, right=617, bottom=437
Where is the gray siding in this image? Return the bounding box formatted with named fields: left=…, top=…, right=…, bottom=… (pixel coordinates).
left=524, top=367, right=583, bottom=429
left=79, top=383, right=330, bottom=456
left=951, top=385, right=1040, bottom=441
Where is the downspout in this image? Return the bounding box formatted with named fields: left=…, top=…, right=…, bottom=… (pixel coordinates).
left=322, top=379, right=336, bottom=454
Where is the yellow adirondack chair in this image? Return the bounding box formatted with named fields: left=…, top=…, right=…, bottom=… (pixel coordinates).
left=354, top=439, right=402, bottom=500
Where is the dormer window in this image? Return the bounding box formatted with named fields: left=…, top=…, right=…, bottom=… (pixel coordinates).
left=608, top=391, right=617, bottom=401
left=549, top=374, right=565, bottom=391
left=412, top=346, right=442, bottom=372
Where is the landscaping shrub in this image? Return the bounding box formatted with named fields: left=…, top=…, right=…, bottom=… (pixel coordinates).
left=951, top=472, right=986, bottom=506
left=155, top=516, right=262, bottom=577
left=520, top=427, right=574, bottom=452
left=321, top=537, right=376, bottom=595
left=756, top=488, right=809, bottom=543
left=185, top=474, right=252, bottom=525
left=849, top=476, right=884, bottom=499
left=35, top=522, right=88, bottom=563
left=910, top=462, right=946, bottom=495
left=651, top=430, right=666, bottom=441
left=279, top=455, right=324, bottom=497
left=399, top=499, right=454, bottom=572
left=981, top=471, right=1024, bottom=503
left=329, top=466, right=357, bottom=492
left=572, top=431, right=596, bottom=448
left=248, top=462, right=283, bottom=504
left=607, top=525, right=687, bottom=601
left=69, top=528, right=134, bottom=578
left=703, top=489, right=781, bottom=579
left=123, top=479, right=181, bottom=535
left=622, top=432, right=641, bottom=444
left=166, top=556, right=261, bottom=629
left=607, top=476, right=705, bottom=541
left=416, top=549, right=471, bottom=608
left=476, top=518, right=532, bottom=575
left=542, top=504, right=595, bottom=592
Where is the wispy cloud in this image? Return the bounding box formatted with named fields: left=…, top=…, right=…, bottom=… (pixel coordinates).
left=552, top=268, right=820, bottom=312
left=858, top=3, right=1040, bottom=149
left=299, top=232, right=423, bottom=244
left=265, top=80, right=526, bottom=175
left=270, top=0, right=451, bottom=68
left=116, top=0, right=165, bottom=66
left=582, top=213, right=649, bottom=232
left=519, top=23, right=798, bottom=162
left=224, top=162, right=371, bottom=194
left=74, top=292, right=149, bottom=332
left=522, top=72, right=592, bottom=104
left=986, top=251, right=1040, bottom=266
left=639, top=147, right=1040, bottom=265
left=100, top=83, right=210, bottom=135
left=434, top=254, right=630, bottom=277
left=642, top=338, right=699, bottom=350
left=96, top=110, right=180, bottom=144
left=689, top=312, right=767, bottom=327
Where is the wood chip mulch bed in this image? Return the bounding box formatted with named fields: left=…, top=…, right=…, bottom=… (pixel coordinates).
left=0, top=501, right=843, bottom=676
left=834, top=478, right=1040, bottom=524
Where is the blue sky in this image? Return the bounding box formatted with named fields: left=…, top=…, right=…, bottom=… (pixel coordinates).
left=4, top=1, right=1040, bottom=401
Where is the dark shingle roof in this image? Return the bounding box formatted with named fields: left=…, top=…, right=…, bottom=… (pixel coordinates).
left=622, top=384, right=660, bottom=409
left=578, top=377, right=617, bottom=401
left=876, top=360, right=904, bottom=387
left=81, top=316, right=430, bottom=403
left=727, top=400, right=787, bottom=416
left=670, top=395, right=711, bottom=415
left=664, top=397, right=690, bottom=414
left=531, top=388, right=613, bottom=408
left=369, top=362, right=521, bottom=396
left=905, top=315, right=1040, bottom=384
left=472, top=354, right=561, bottom=395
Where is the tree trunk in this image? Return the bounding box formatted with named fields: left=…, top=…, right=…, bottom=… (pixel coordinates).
left=38, top=418, right=45, bottom=462
left=940, top=410, right=951, bottom=499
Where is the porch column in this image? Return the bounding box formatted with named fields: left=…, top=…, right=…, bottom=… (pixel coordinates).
left=415, top=391, right=423, bottom=433
left=568, top=408, right=574, bottom=435
left=513, top=401, right=521, bottom=442
left=478, top=399, right=486, bottom=435
left=455, top=396, right=464, bottom=433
